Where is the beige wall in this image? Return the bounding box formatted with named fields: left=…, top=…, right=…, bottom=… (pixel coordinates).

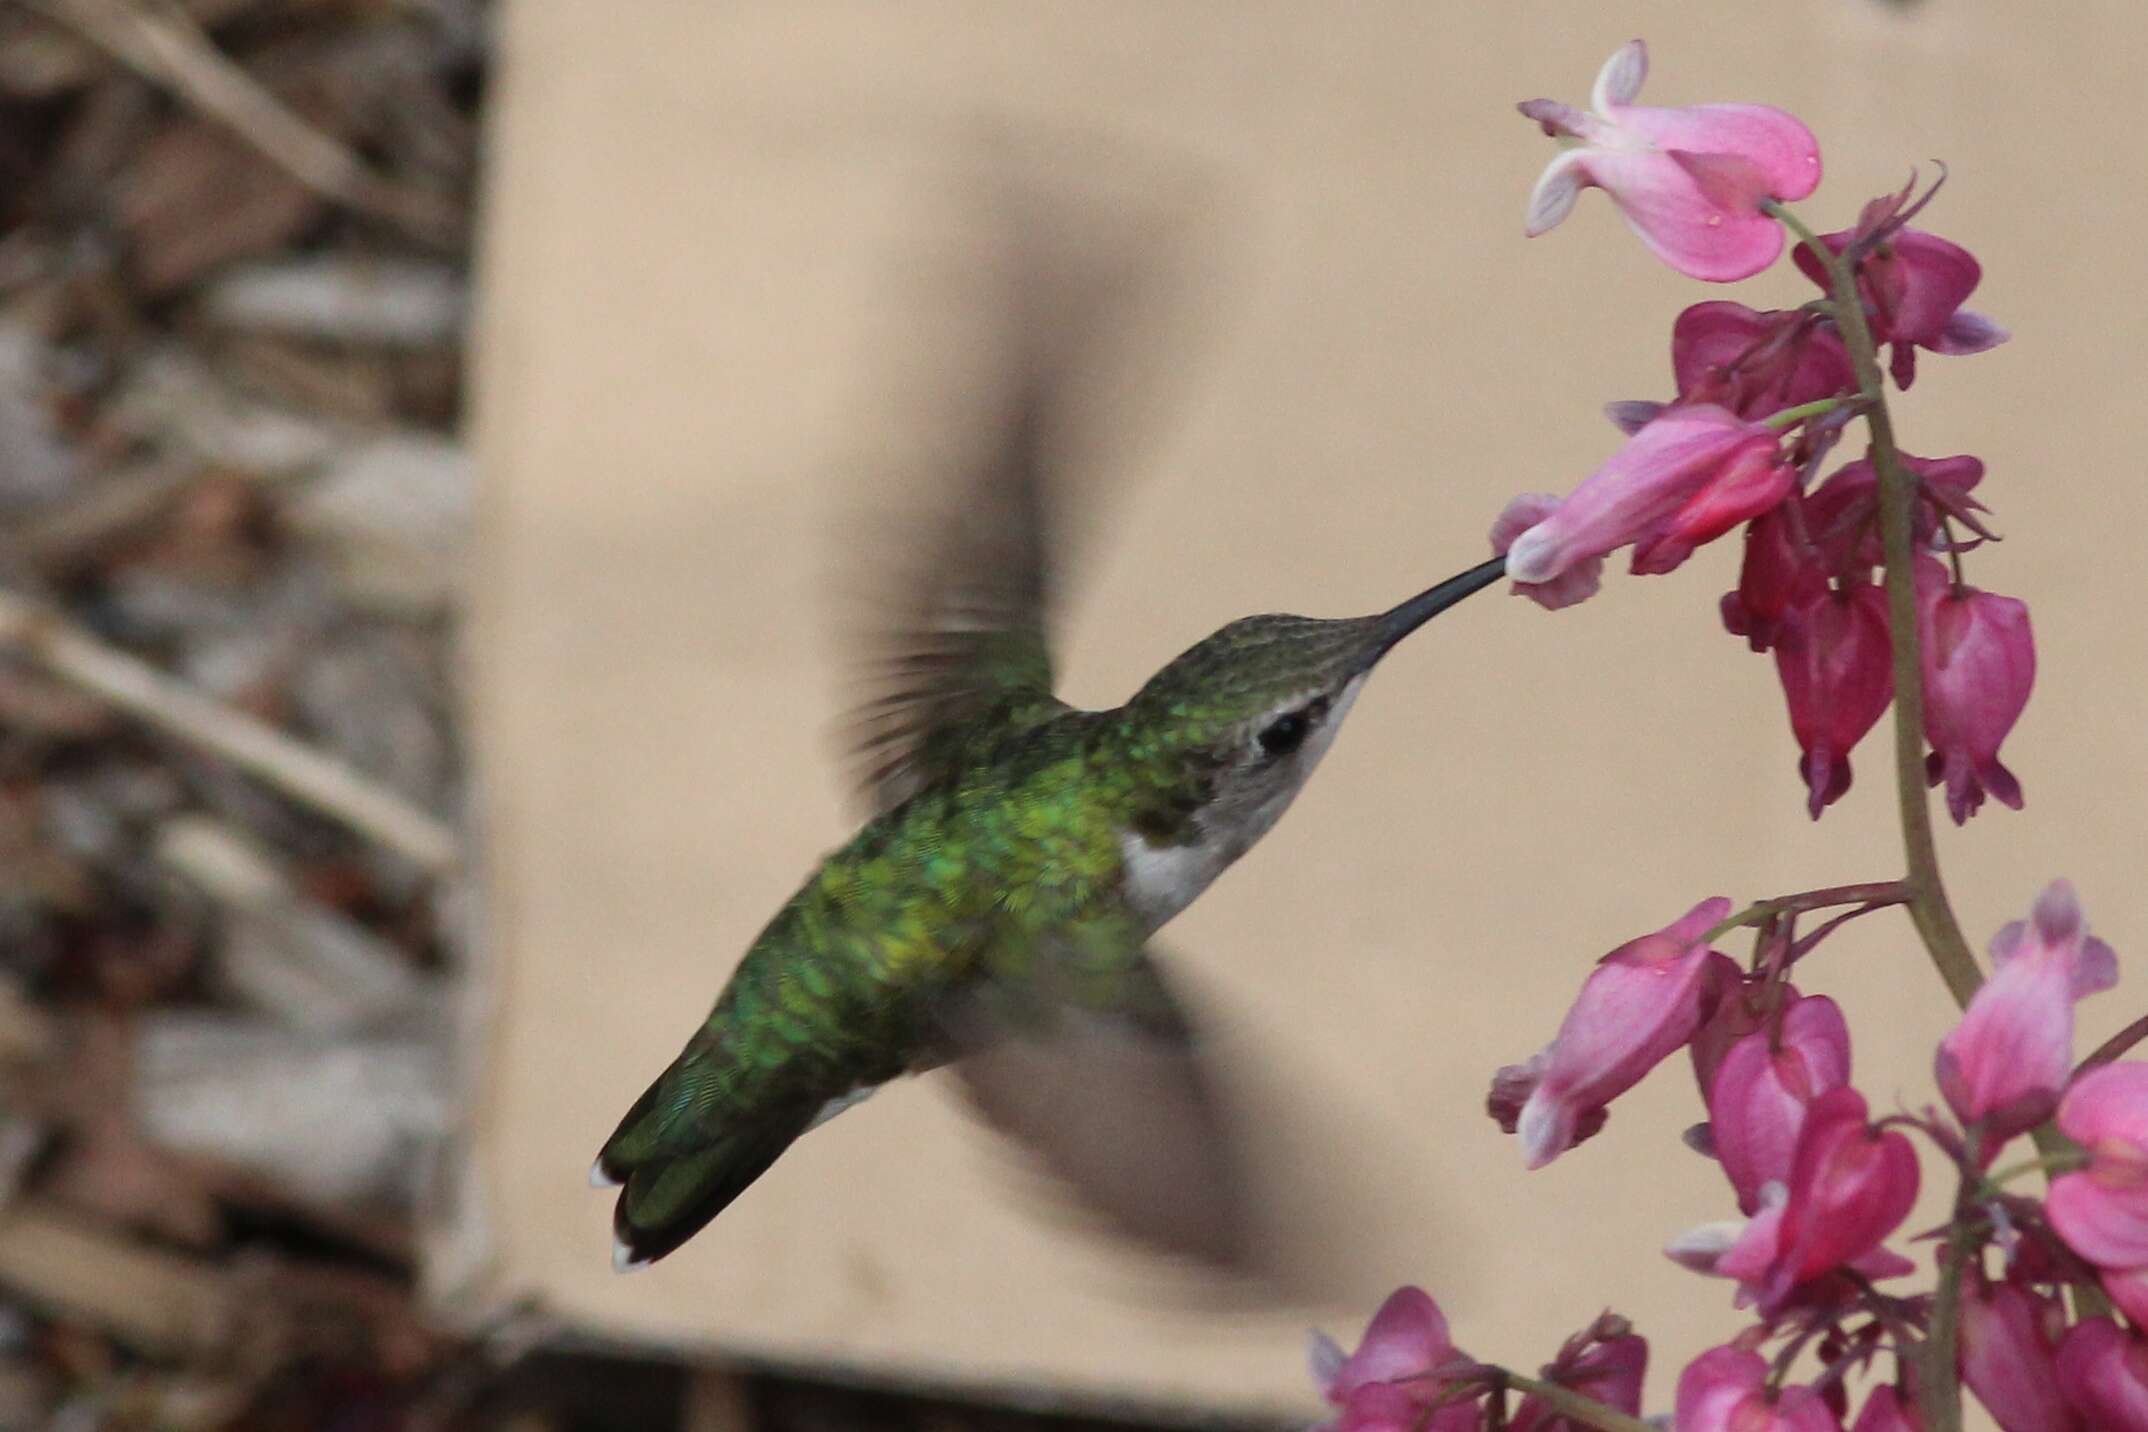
left=461, top=2, right=2148, bottom=1421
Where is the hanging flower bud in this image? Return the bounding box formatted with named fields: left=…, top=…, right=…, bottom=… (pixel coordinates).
left=1918, top=560, right=2035, bottom=823
left=1959, top=1274, right=2080, bottom=1432
left=1935, top=880, right=2118, bottom=1150
left=1676, top=1345, right=1845, bottom=1431
left=1491, top=899, right=1736, bottom=1168
left=1708, top=994, right=1853, bottom=1212
left=1510, top=1316, right=1648, bottom=1431
left=1308, top=1286, right=1481, bottom=1432
left=2056, top=1319, right=2148, bottom=1432
left=1851, top=1384, right=1923, bottom=1432
left=1772, top=575, right=1894, bottom=818
left=1722, top=501, right=1827, bottom=653
left=1672, top=302, right=1855, bottom=421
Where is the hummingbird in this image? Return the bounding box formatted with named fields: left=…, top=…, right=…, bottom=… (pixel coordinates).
left=591, top=225, right=1508, bottom=1274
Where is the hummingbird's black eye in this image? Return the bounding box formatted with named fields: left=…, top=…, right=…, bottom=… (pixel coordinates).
left=1257, top=711, right=1311, bottom=757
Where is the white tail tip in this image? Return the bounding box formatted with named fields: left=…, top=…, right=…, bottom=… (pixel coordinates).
left=589, top=1158, right=622, bottom=1189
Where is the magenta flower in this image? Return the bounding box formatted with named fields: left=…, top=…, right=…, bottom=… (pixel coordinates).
left=1491, top=898, right=1735, bottom=1168
left=1675, top=1345, right=1845, bottom=1431
left=2057, top=1319, right=2148, bottom=1432
left=1721, top=501, right=1825, bottom=653
left=2047, top=1062, right=2148, bottom=1272
left=1935, top=880, right=2118, bottom=1149
left=1794, top=219, right=2008, bottom=389
left=1918, top=561, right=2035, bottom=823
left=1707, top=994, right=1853, bottom=1213
left=1772, top=575, right=1894, bottom=818
left=1308, top=1286, right=1479, bottom=1432
left=1501, top=406, right=1788, bottom=588
left=1713, top=1086, right=1919, bottom=1310
left=1520, top=40, right=1821, bottom=281
left=1491, top=493, right=1603, bottom=611
left=1671, top=302, right=1855, bottom=421
left=1510, top=1322, right=1647, bottom=1431
left=1851, top=1385, right=1922, bottom=1432
left=1803, top=450, right=1989, bottom=576
left=1959, top=1275, right=2080, bottom=1432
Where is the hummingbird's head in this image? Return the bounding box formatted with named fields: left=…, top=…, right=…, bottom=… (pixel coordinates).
left=1110, top=556, right=1504, bottom=925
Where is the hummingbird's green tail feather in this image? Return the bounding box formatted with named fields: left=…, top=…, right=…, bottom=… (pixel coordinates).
left=600, top=1098, right=819, bottom=1271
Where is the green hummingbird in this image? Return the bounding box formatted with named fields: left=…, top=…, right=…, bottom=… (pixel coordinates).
left=592, top=246, right=1507, bottom=1274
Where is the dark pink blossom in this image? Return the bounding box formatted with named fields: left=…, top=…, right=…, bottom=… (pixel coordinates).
left=2048, top=1062, right=2148, bottom=1272
left=1521, top=41, right=1820, bottom=281
left=1510, top=1318, right=1647, bottom=1431
left=1918, top=560, right=2035, bottom=824
left=1935, top=880, right=2118, bottom=1148
left=1672, top=301, right=1855, bottom=421
left=1492, top=898, right=1735, bottom=1168
left=1794, top=220, right=2008, bottom=388
left=1707, top=994, right=1853, bottom=1212
left=1959, top=1275, right=2081, bottom=1432
left=1675, top=1345, right=1844, bottom=1431
left=1501, top=406, right=1788, bottom=588
left=1308, top=1286, right=1479, bottom=1432
left=1803, top=451, right=1989, bottom=576
left=1772, top=575, right=1894, bottom=818
left=1851, top=1385, right=1923, bottom=1432
left=2057, top=1318, right=2148, bottom=1432
left=1721, top=501, right=1825, bottom=653
left=2104, top=1265, right=2148, bottom=1327
left=1714, top=1086, right=1918, bottom=1310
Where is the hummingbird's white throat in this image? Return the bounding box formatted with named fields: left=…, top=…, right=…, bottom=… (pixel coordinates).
left=1117, top=673, right=1367, bottom=931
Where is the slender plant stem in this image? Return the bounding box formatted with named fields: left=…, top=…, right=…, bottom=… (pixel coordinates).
left=1923, top=1128, right=1983, bottom=1432
left=1702, top=881, right=1906, bottom=944
left=1762, top=395, right=1849, bottom=430
left=1765, top=201, right=1986, bottom=1015
left=2078, top=1011, right=2148, bottom=1074
left=1496, top=1373, right=1656, bottom=1432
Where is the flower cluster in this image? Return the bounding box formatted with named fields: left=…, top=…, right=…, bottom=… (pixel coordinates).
left=1298, top=42, right=2147, bottom=1432
left=1325, top=885, right=2139, bottom=1430
left=1502, top=42, right=2029, bottom=824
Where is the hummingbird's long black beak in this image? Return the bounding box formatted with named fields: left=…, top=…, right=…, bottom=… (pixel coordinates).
left=1363, top=554, right=1507, bottom=666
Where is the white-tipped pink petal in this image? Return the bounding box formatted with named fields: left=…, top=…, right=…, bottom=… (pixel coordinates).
left=1607, top=103, right=1821, bottom=201
left=1591, top=39, right=1648, bottom=111
left=1525, top=149, right=1591, bottom=237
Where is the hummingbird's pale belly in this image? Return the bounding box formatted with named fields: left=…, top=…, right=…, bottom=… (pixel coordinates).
left=1117, top=828, right=1236, bottom=930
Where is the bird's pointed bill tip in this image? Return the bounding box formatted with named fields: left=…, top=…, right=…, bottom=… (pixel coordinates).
left=612, top=1235, right=651, bottom=1274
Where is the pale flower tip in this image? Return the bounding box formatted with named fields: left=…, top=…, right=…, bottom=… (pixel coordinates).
left=1525, top=152, right=1588, bottom=236
left=1592, top=39, right=1648, bottom=111
left=2030, top=878, right=2082, bottom=945
left=1504, top=526, right=1560, bottom=583
left=1516, top=1090, right=1571, bottom=1168
left=1306, top=1328, right=1347, bottom=1391
left=2075, top=936, right=2120, bottom=998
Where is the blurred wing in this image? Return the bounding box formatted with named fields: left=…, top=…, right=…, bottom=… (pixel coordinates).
left=941, top=935, right=1253, bottom=1272
left=843, top=358, right=1068, bottom=812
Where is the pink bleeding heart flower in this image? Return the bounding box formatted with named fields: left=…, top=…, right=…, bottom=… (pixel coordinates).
left=1668, top=1182, right=1915, bottom=1313
left=1794, top=218, right=2007, bottom=389
left=1708, top=994, right=1853, bottom=1213
left=1917, top=560, right=2035, bottom=824
left=1959, top=1274, right=2081, bottom=1432
left=1520, top=40, right=1821, bottom=282
left=1851, top=1385, right=1922, bottom=1432
left=1935, top=880, right=2118, bottom=1150
left=2057, top=1318, right=2148, bottom=1432
left=1772, top=574, right=1894, bottom=818
left=1676, top=1345, right=1845, bottom=1431
left=1721, top=499, right=1828, bottom=653
left=1491, top=898, right=1736, bottom=1168
left=1713, top=1086, right=1919, bottom=1312
left=2047, top=1062, right=2148, bottom=1272
left=1492, top=493, right=1603, bottom=611
left=1510, top=1320, right=1647, bottom=1431
left=1500, top=406, right=1789, bottom=590
left=1803, top=450, right=1989, bottom=577
left=1308, top=1286, right=1481, bottom=1432
left=1671, top=302, right=1856, bottom=422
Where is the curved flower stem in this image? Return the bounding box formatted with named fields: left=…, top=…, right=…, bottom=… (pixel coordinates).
left=1761, top=395, right=1850, bottom=430
left=2078, top=1011, right=2148, bottom=1074
left=1702, top=881, right=1906, bottom=944
left=1764, top=199, right=1986, bottom=1015
left=1980, top=1149, right=2089, bottom=1195
left=1923, top=1127, right=1984, bottom=1432
left=1494, top=1373, right=1656, bottom=1432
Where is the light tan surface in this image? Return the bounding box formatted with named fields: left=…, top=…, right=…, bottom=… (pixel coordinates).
left=462, top=2, right=2148, bottom=1421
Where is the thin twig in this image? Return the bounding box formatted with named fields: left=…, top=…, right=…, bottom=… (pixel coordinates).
left=0, top=587, right=460, bottom=872
left=2078, top=1013, right=2148, bottom=1075
left=20, top=0, right=459, bottom=244
left=1495, top=1372, right=1654, bottom=1432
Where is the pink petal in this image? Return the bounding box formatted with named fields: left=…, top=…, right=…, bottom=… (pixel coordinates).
left=1329, top=1286, right=1457, bottom=1399
left=2056, top=1319, right=2148, bottom=1432
left=1662, top=442, right=1794, bottom=546
left=2104, top=1265, right=2148, bottom=1326
left=1933, top=309, right=2010, bottom=355
left=1606, top=102, right=1822, bottom=201
left=2058, top=1063, right=2148, bottom=1150
left=1883, top=230, right=1984, bottom=344
left=2047, top=1171, right=2148, bottom=1269
left=1491, top=492, right=1603, bottom=610
left=1575, top=149, right=1791, bottom=282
